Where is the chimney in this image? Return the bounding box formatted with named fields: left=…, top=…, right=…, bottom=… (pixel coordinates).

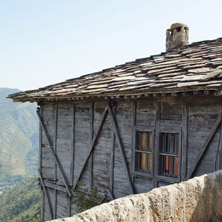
left=166, top=23, right=189, bottom=52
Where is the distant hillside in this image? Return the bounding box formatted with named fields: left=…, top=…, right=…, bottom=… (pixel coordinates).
left=0, top=88, right=39, bottom=192
left=0, top=177, right=41, bottom=222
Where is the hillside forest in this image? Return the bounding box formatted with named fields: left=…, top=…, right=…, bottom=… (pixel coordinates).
left=0, top=88, right=41, bottom=221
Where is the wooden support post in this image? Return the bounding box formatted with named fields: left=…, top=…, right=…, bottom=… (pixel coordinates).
left=73, top=106, right=109, bottom=189
left=54, top=103, right=58, bottom=181
left=131, top=101, right=137, bottom=185
left=67, top=196, right=71, bottom=217
left=186, top=114, right=222, bottom=179
left=37, top=110, right=73, bottom=197
left=89, top=102, right=94, bottom=190
left=108, top=104, right=135, bottom=194
left=67, top=103, right=75, bottom=217
left=38, top=169, right=53, bottom=220
left=70, top=103, right=75, bottom=187
left=54, top=103, right=58, bottom=219
left=109, top=103, right=117, bottom=194
left=181, top=101, right=188, bottom=181
left=39, top=106, right=43, bottom=177
left=38, top=106, right=44, bottom=221
left=154, top=102, right=161, bottom=188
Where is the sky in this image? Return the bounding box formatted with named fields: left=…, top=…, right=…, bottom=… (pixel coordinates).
left=1, top=0, right=222, bottom=91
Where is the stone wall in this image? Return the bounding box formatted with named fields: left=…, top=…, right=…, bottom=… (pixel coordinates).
left=49, top=170, right=222, bottom=222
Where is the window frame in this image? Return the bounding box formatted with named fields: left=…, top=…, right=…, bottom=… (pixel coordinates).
left=156, top=128, right=182, bottom=183
left=133, top=126, right=155, bottom=178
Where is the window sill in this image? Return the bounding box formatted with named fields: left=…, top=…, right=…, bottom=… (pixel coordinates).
left=133, top=170, right=153, bottom=179
left=156, top=175, right=179, bottom=183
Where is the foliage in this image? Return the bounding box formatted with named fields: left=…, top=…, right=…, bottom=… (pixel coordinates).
left=71, top=181, right=109, bottom=213
left=0, top=88, right=39, bottom=193
left=0, top=177, right=41, bottom=222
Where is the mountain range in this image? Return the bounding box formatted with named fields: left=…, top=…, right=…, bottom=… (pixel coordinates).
left=0, top=87, right=39, bottom=193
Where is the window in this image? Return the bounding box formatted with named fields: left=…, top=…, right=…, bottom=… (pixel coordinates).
left=159, top=133, right=179, bottom=177
left=135, top=131, right=153, bottom=172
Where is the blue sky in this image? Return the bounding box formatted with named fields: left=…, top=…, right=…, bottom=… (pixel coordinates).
left=1, top=0, right=222, bottom=90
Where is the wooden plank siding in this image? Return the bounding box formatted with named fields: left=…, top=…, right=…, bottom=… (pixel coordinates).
left=187, top=96, right=222, bottom=177
left=39, top=95, right=222, bottom=220
left=41, top=103, right=56, bottom=181
left=73, top=102, right=91, bottom=187
left=92, top=104, right=112, bottom=193
left=56, top=103, right=73, bottom=185
left=113, top=101, right=134, bottom=197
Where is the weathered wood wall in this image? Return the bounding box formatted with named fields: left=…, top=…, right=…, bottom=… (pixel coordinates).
left=39, top=95, right=222, bottom=221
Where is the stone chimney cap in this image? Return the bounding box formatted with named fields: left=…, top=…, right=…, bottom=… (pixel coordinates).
left=167, top=23, right=189, bottom=31
left=166, top=23, right=189, bottom=52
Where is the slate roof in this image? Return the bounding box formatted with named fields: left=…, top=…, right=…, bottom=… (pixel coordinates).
left=9, top=38, right=222, bottom=102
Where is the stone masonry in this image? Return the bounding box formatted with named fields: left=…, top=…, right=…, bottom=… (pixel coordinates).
left=49, top=170, right=222, bottom=222
left=166, top=23, right=189, bottom=52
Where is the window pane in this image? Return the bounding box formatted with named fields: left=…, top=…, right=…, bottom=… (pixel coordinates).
left=140, top=153, right=146, bottom=170
left=147, top=153, right=152, bottom=171
left=137, top=131, right=152, bottom=151
left=174, top=134, right=179, bottom=154
left=135, top=131, right=152, bottom=173
left=136, top=152, right=152, bottom=172
left=174, top=157, right=178, bottom=176
left=166, top=155, right=169, bottom=174
left=159, top=132, right=179, bottom=177
left=141, top=132, right=146, bottom=149
left=167, top=134, right=171, bottom=153
left=159, top=155, right=166, bottom=175
left=149, top=133, right=152, bottom=150
left=160, top=133, right=179, bottom=155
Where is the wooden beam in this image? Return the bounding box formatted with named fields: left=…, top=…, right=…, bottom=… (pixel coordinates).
left=73, top=106, right=109, bottom=189
left=89, top=102, right=94, bottom=190
left=68, top=103, right=75, bottom=218
left=70, top=103, right=75, bottom=186
left=38, top=169, right=53, bottom=220
left=38, top=106, right=44, bottom=221
left=181, top=101, right=188, bottom=181
left=154, top=102, right=161, bottom=188
left=39, top=106, right=43, bottom=177
left=37, top=110, right=73, bottom=197
left=108, top=104, right=135, bottom=194
left=44, top=181, right=67, bottom=193
left=186, top=114, right=222, bottom=179
left=53, top=103, right=58, bottom=219
left=54, top=189, right=57, bottom=219
left=131, top=101, right=137, bottom=185
left=67, top=196, right=72, bottom=217
left=109, top=104, right=117, bottom=194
